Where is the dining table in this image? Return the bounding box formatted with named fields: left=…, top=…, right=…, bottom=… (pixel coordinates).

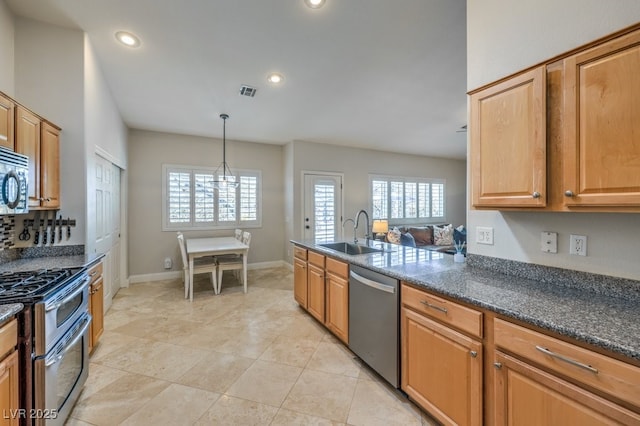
left=185, top=236, right=249, bottom=301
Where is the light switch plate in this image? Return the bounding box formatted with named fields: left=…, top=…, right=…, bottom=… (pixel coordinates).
left=541, top=231, right=557, bottom=253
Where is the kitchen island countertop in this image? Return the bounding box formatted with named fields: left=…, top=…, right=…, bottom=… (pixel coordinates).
left=292, top=239, right=640, bottom=362
left=0, top=252, right=104, bottom=273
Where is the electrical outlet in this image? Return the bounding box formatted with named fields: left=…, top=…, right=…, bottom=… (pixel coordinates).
left=569, top=235, right=587, bottom=256
left=476, top=226, right=494, bottom=245
left=164, top=257, right=172, bottom=269
left=541, top=231, right=557, bottom=253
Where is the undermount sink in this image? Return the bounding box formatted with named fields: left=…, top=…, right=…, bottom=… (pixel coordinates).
left=319, top=242, right=384, bottom=255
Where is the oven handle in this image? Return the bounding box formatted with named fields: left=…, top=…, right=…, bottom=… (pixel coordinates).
left=350, top=271, right=396, bottom=294
left=45, top=275, right=90, bottom=312
left=45, top=315, right=91, bottom=367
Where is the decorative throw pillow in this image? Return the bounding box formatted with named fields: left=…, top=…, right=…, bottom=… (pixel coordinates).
left=400, top=231, right=416, bottom=247
left=434, top=224, right=454, bottom=246
left=453, top=225, right=467, bottom=244
left=386, top=227, right=401, bottom=244
left=407, top=227, right=433, bottom=246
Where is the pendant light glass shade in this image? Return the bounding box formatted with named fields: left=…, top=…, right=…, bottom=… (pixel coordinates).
left=213, top=113, right=239, bottom=190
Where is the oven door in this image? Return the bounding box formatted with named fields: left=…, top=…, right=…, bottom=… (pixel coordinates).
left=33, top=313, right=91, bottom=426
left=35, top=274, right=90, bottom=357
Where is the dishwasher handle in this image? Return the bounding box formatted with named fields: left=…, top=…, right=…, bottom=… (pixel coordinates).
left=350, top=271, right=396, bottom=294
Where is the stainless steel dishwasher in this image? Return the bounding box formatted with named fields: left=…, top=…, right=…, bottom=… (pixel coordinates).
left=349, top=264, right=400, bottom=388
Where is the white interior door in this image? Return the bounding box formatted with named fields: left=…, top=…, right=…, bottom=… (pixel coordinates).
left=95, top=155, right=122, bottom=311
left=303, top=173, right=343, bottom=243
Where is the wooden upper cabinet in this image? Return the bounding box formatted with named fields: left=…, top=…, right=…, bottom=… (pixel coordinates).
left=40, top=122, right=60, bottom=209
left=470, top=66, right=547, bottom=208
left=15, top=106, right=41, bottom=208
left=0, top=93, right=15, bottom=151
left=562, top=29, right=640, bottom=207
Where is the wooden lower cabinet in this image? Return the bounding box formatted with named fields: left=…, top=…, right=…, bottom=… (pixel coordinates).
left=325, top=258, right=349, bottom=344
left=402, top=307, right=483, bottom=426
left=493, top=351, right=640, bottom=425
left=306, top=263, right=325, bottom=323
left=88, top=261, right=104, bottom=354
left=293, top=257, right=308, bottom=307
left=0, top=318, right=19, bottom=426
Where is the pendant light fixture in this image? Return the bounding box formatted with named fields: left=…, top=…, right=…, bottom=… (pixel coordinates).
left=213, top=113, right=239, bottom=190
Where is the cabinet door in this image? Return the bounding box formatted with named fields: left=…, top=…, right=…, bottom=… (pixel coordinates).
left=326, top=272, right=348, bottom=344
left=293, top=258, right=308, bottom=308
left=15, top=107, right=41, bottom=208
left=40, top=122, right=60, bottom=209
left=470, top=66, right=546, bottom=207
left=90, top=277, right=104, bottom=352
left=563, top=29, right=640, bottom=207
left=402, top=308, right=482, bottom=426
left=0, top=93, right=14, bottom=151
left=493, top=351, right=640, bottom=425
left=307, top=264, right=325, bottom=323
left=0, top=351, right=19, bottom=426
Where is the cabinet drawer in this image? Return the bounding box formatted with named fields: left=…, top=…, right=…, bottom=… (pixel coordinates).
left=0, top=318, right=17, bottom=358
left=294, top=246, right=307, bottom=261
left=326, top=257, right=348, bottom=279
left=88, top=261, right=103, bottom=286
left=401, top=283, right=482, bottom=338
left=494, top=318, right=640, bottom=408
left=307, top=251, right=325, bottom=268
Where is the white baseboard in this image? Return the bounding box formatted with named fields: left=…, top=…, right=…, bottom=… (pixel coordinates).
left=128, top=261, right=288, bottom=284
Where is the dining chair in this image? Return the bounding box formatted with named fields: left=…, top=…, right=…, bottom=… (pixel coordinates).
left=177, top=232, right=218, bottom=298
left=234, top=228, right=242, bottom=240
left=217, top=231, right=251, bottom=294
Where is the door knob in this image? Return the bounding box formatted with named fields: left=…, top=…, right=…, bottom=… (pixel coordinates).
left=305, top=225, right=310, bottom=229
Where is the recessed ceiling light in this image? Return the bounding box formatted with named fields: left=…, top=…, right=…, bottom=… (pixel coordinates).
left=115, top=31, right=141, bottom=48
left=304, top=0, right=325, bottom=9
left=267, top=73, right=284, bottom=84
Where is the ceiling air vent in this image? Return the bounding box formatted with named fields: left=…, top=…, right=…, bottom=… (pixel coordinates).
left=239, top=85, right=257, bottom=97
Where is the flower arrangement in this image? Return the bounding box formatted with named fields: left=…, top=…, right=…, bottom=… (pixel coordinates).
left=454, top=240, right=466, bottom=254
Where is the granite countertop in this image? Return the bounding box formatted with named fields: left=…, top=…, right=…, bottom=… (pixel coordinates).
left=0, top=303, right=23, bottom=323
left=0, top=252, right=104, bottom=273
left=292, top=239, right=640, bottom=362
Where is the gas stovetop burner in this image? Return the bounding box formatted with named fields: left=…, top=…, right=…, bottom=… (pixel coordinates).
left=0, top=268, right=77, bottom=301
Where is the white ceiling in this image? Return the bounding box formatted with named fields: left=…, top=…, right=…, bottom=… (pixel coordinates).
left=7, top=0, right=467, bottom=159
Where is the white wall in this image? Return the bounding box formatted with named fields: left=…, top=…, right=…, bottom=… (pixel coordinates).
left=14, top=17, right=86, bottom=246
left=0, top=0, right=14, bottom=96
left=127, top=129, right=285, bottom=277
left=287, top=140, right=467, bottom=260
left=467, top=1, right=640, bottom=280
left=83, top=34, right=128, bottom=256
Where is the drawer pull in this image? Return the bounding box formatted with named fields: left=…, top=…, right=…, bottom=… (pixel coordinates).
left=420, top=300, right=448, bottom=314
left=470, top=351, right=478, bottom=358
left=535, top=345, right=599, bottom=374
left=493, top=362, right=502, bottom=369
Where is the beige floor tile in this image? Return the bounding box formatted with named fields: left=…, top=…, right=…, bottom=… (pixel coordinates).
left=120, top=383, right=219, bottom=425
left=97, top=338, right=208, bottom=381
left=306, top=341, right=361, bottom=377
left=89, top=331, right=140, bottom=363
left=226, top=360, right=302, bottom=407
left=282, top=369, right=358, bottom=422
left=70, top=372, right=170, bottom=425
left=170, top=323, right=243, bottom=350
left=279, top=315, right=328, bottom=341
left=64, top=418, right=96, bottom=426
left=347, top=379, right=422, bottom=426
left=271, top=408, right=345, bottom=425
left=214, top=328, right=279, bottom=359
left=102, top=308, right=147, bottom=331
left=176, top=351, right=255, bottom=393
left=194, top=395, right=279, bottom=426
left=76, top=363, right=129, bottom=402
left=258, top=334, right=321, bottom=367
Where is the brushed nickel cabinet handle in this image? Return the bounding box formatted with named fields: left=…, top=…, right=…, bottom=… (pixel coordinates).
left=564, top=190, right=574, bottom=197
left=535, top=346, right=598, bottom=374
left=532, top=192, right=541, bottom=199
left=493, top=362, right=502, bottom=369
left=420, top=300, right=448, bottom=314
left=470, top=351, right=478, bottom=358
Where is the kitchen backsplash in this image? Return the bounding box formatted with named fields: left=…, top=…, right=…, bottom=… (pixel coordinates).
left=0, top=215, right=16, bottom=250
left=467, top=253, right=640, bottom=302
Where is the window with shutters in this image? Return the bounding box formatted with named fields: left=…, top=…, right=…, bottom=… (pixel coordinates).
left=370, top=175, right=445, bottom=224
left=162, top=165, right=261, bottom=230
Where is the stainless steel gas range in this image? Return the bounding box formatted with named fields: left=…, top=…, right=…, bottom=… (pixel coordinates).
left=0, top=267, right=90, bottom=426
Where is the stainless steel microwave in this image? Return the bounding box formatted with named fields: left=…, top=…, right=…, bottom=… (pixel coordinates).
left=0, top=147, right=29, bottom=214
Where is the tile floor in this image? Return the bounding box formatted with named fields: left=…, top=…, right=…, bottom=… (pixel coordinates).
left=67, top=267, right=438, bottom=425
